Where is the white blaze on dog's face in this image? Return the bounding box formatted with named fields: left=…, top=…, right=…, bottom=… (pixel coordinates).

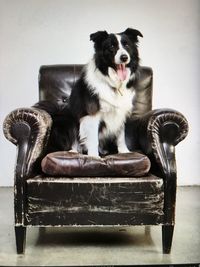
left=114, top=34, right=131, bottom=82
left=114, top=34, right=130, bottom=65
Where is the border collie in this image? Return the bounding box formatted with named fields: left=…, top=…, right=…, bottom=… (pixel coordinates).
left=69, top=28, right=143, bottom=157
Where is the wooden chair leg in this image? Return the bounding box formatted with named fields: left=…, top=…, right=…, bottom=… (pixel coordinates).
left=162, top=225, right=174, bottom=254
left=15, top=226, right=26, bottom=254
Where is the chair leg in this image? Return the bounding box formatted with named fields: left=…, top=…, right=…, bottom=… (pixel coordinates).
left=162, top=225, right=174, bottom=254
left=15, top=226, right=26, bottom=254
left=145, top=226, right=151, bottom=236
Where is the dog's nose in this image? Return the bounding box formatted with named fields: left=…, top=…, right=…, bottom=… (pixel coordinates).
left=120, top=54, right=128, bottom=63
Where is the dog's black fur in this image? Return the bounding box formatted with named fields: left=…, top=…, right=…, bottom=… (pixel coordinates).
left=33, top=100, right=79, bottom=153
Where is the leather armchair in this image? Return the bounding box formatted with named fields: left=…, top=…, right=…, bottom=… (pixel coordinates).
left=3, top=65, right=188, bottom=254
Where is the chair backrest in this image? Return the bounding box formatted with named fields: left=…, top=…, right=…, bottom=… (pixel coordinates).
left=38, top=65, right=153, bottom=117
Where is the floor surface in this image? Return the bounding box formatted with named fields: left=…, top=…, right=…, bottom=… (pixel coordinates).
left=0, top=186, right=199, bottom=266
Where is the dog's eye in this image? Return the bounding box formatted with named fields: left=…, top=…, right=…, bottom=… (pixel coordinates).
left=62, top=97, right=68, bottom=103
left=110, top=45, right=116, bottom=53
left=123, top=42, right=129, bottom=47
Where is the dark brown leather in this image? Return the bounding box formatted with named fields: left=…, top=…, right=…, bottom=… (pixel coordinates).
left=129, top=109, right=189, bottom=177
left=26, top=175, right=164, bottom=226
left=39, top=65, right=83, bottom=111
left=41, top=151, right=151, bottom=177
left=3, top=108, right=52, bottom=177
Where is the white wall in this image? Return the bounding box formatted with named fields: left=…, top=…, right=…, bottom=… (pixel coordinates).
left=1, top=0, right=200, bottom=186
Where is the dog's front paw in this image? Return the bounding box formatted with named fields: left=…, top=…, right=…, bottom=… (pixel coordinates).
left=117, top=143, right=130, bottom=154
left=87, top=152, right=101, bottom=159
left=118, top=147, right=130, bottom=154
left=87, top=148, right=100, bottom=158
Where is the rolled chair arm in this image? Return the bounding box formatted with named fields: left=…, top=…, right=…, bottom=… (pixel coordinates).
left=134, top=108, right=189, bottom=177
left=135, top=109, right=188, bottom=226
left=3, top=107, right=52, bottom=177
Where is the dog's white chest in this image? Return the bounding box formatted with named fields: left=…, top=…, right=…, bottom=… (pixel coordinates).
left=85, top=59, right=135, bottom=134
left=100, top=87, right=133, bottom=112
left=99, top=88, right=134, bottom=134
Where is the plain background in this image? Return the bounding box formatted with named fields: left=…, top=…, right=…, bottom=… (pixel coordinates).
left=0, top=0, right=200, bottom=186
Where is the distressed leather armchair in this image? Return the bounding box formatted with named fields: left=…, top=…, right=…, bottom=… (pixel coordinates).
left=3, top=65, right=188, bottom=254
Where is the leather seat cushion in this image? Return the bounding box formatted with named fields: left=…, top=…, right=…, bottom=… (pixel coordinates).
left=41, top=151, right=151, bottom=177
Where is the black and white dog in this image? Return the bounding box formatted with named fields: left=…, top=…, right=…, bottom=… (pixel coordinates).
left=69, top=28, right=143, bottom=156
left=35, top=28, right=143, bottom=156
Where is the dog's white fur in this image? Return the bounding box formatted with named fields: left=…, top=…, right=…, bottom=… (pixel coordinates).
left=79, top=56, right=135, bottom=157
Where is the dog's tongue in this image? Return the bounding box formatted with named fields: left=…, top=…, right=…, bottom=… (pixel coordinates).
left=117, top=64, right=127, bottom=81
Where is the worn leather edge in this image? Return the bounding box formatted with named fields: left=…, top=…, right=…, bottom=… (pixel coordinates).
left=3, top=107, right=52, bottom=175
left=136, top=108, right=188, bottom=153
left=147, top=109, right=189, bottom=145
left=146, top=109, right=189, bottom=171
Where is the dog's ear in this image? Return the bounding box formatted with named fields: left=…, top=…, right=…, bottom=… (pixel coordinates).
left=123, top=28, right=143, bottom=43
left=90, top=31, right=108, bottom=47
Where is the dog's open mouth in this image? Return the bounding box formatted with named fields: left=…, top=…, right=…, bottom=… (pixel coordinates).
left=116, top=64, right=128, bottom=81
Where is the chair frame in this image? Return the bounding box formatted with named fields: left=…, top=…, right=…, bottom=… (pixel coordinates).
left=3, top=65, right=188, bottom=254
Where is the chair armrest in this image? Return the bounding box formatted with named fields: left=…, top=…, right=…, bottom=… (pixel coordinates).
left=3, top=107, right=52, bottom=177
left=132, top=108, right=188, bottom=224
left=134, top=108, right=189, bottom=177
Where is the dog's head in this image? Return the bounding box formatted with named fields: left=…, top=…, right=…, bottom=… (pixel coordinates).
left=90, top=28, right=143, bottom=77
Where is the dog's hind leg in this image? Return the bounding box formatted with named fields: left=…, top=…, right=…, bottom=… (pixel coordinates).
left=117, top=127, right=130, bottom=153
left=79, top=114, right=100, bottom=157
